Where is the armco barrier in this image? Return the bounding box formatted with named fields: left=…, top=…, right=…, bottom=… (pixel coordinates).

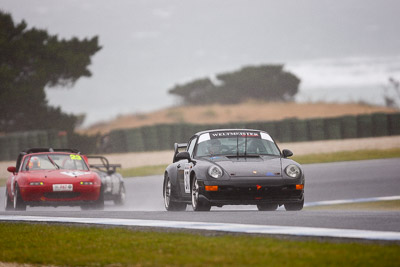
left=1, top=112, right=399, bottom=158
left=307, top=118, right=325, bottom=141
left=291, top=119, right=308, bottom=142
left=325, top=117, right=342, bottom=140
left=371, top=113, right=388, bottom=137
left=341, top=115, right=358, bottom=139
left=357, top=114, right=373, bottom=138
left=388, top=113, right=400, bottom=135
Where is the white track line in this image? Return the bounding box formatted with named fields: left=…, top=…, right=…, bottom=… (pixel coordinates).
left=305, top=195, right=400, bottom=207
left=1, top=215, right=400, bottom=241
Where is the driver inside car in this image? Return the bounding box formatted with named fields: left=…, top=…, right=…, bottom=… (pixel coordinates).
left=28, top=156, right=41, bottom=170
left=207, top=139, right=223, bottom=155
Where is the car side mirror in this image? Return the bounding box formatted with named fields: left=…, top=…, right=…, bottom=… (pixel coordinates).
left=7, top=166, right=17, bottom=173
left=175, top=151, right=191, bottom=161
left=282, top=149, right=293, bottom=158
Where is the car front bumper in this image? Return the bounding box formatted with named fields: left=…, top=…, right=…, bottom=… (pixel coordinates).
left=19, top=184, right=101, bottom=206
left=199, top=178, right=304, bottom=205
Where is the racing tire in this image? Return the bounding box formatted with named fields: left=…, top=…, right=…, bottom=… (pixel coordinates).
left=164, top=176, right=186, bottom=211
left=92, top=185, right=105, bottom=210
left=13, top=184, right=26, bottom=211
left=257, top=203, right=278, bottom=211
left=191, top=176, right=211, bottom=212
left=4, top=188, right=13, bottom=211
left=80, top=186, right=105, bottom=210
left=284, top=198, right=304, bottom=211
left=114, top=183, right=126, bottom=206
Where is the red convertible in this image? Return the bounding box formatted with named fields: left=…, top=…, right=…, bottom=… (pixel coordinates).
left=4, top=148, right=104, bottom=211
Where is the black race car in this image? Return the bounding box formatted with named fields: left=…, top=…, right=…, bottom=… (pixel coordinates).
left=87, top=156, right=126, bottom=205
left=163, top=129, right=305, bottom=211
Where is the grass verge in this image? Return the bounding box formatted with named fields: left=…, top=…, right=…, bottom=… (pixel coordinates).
left=0, top=222, right=399, bottom=266
left=119, top=164, right=168, bottom=178
left=292, top=148, right=400, bottom=164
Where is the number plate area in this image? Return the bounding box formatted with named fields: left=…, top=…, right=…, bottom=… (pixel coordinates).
left=53, top=184, right=73, bottom=192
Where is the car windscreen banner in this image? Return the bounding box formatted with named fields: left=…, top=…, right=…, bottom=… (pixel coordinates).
left=209, top=131, right=261, bottom=139
left=198, top=131, right=274, bottom=144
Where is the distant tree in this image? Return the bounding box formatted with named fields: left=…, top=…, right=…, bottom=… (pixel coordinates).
left=168, top=65, right=300, bottom=105
left=383, top=77, right=400, bottom=108
left=0, top=11, right=101, bottom=133
left=168, top=78, right=216, bottom=105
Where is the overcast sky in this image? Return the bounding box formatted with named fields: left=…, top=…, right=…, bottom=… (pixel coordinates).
left=1, top=0, right=400, bottom=126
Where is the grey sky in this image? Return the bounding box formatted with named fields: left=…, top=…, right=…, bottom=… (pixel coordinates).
left=1, top=0, right=400, bottom=126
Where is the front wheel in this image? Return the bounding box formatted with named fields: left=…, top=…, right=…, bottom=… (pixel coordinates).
left=4, top=188, right=13, bottom=211
left=13, top=184, right=26, bottom=211
left=163, top=176, right=186, bottom=211
left=191, top=176, right=211, bottom=212
left=284, top=198, right=304, bottom=211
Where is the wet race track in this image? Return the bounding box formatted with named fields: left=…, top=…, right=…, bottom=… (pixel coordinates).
left=1, top=158, right=400, bottom=240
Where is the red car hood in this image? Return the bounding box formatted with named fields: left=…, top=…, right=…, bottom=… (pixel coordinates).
left=25, top=170, right=98, bottom=182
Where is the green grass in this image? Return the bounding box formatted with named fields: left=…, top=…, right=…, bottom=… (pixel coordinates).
left=119, top=164, right=168, bottom=178
left=305, top=200, right=400, bottom=211
left=292, top=148, right=400, bottom=165
left=0, top=223, right=399, bottom=266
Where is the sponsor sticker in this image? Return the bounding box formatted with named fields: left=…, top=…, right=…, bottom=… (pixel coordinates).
left=70, top=154, right=82, bottom=160
left=53, top=184, right=73, bottom=192
left=61, top=171, right=87, bottom=177
left=198, top=133, right=211, bottom=143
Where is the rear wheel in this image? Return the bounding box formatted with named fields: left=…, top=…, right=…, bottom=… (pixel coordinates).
left=284, top=198, right=304, bottom=211
left=13, top=184, right=26, bottom=211
left=114, top=183, right=126, bottom=205
left=257, top=203, right=278, bottom=211
left=191, top=176, right=211, bottom=212
left=4, top=188, right=13, bottom=211
left=164, top=176, right=186, bottom=211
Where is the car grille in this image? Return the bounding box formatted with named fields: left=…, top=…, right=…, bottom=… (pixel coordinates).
left=43, top=192, right=81, bottom=199
left=208, top=185, right=302, bottom=201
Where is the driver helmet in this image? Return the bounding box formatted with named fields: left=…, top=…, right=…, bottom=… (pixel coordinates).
left=207, top=139, right=222, bottom=154
left=28, top=156, right=41, bottom=169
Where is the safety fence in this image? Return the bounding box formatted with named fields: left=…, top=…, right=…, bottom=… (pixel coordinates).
left=0, top=112, right=399, bottom=161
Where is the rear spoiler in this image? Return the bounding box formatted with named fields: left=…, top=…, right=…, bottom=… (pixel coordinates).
left=173, top=143, right=187, bottom=163
left=86, top=155, right=121, bottom=174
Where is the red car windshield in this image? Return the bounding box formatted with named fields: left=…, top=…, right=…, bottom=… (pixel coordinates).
left=22, top=154, right=89, bottom=171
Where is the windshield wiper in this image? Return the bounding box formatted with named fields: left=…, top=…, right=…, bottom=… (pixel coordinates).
left=47, top=155, right=60, bottom=170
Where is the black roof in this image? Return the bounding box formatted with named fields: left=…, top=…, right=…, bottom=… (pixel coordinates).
left=23, top=148, right=80, bottom=154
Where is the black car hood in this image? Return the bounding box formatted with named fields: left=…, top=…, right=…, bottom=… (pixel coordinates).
left=204, top=155, right=282, bottom=177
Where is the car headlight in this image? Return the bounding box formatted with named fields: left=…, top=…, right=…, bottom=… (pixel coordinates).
left=208, top=166, right=223, bottom=179
left=285, top=164, right=301, bottom=178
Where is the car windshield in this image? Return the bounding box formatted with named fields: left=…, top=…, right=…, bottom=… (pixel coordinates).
left=22, top=153, right=89, bottom=171
left=195, top=131, right=280, bottom=157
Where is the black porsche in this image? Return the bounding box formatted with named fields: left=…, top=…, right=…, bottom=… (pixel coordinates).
left=163, top=129, right=305, bottom=211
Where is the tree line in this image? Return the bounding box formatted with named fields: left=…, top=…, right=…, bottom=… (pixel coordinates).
left=0, top=11, right=101, bottom=134
left=168, top=65, right=300, bottom=105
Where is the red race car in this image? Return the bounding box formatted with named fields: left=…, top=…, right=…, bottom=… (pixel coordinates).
left=4, top=148, right=104, bottom=211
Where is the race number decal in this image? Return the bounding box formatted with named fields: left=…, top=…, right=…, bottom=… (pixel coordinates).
left=70, top=155, right=82, bottom=160
left=184, top=163, right=191, bottom=193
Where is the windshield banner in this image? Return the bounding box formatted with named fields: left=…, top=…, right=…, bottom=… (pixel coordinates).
left=209, top=131, right=260, bottom=139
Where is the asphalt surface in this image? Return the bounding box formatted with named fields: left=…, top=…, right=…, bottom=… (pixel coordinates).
left=1, top=158, right=400, bottom=232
